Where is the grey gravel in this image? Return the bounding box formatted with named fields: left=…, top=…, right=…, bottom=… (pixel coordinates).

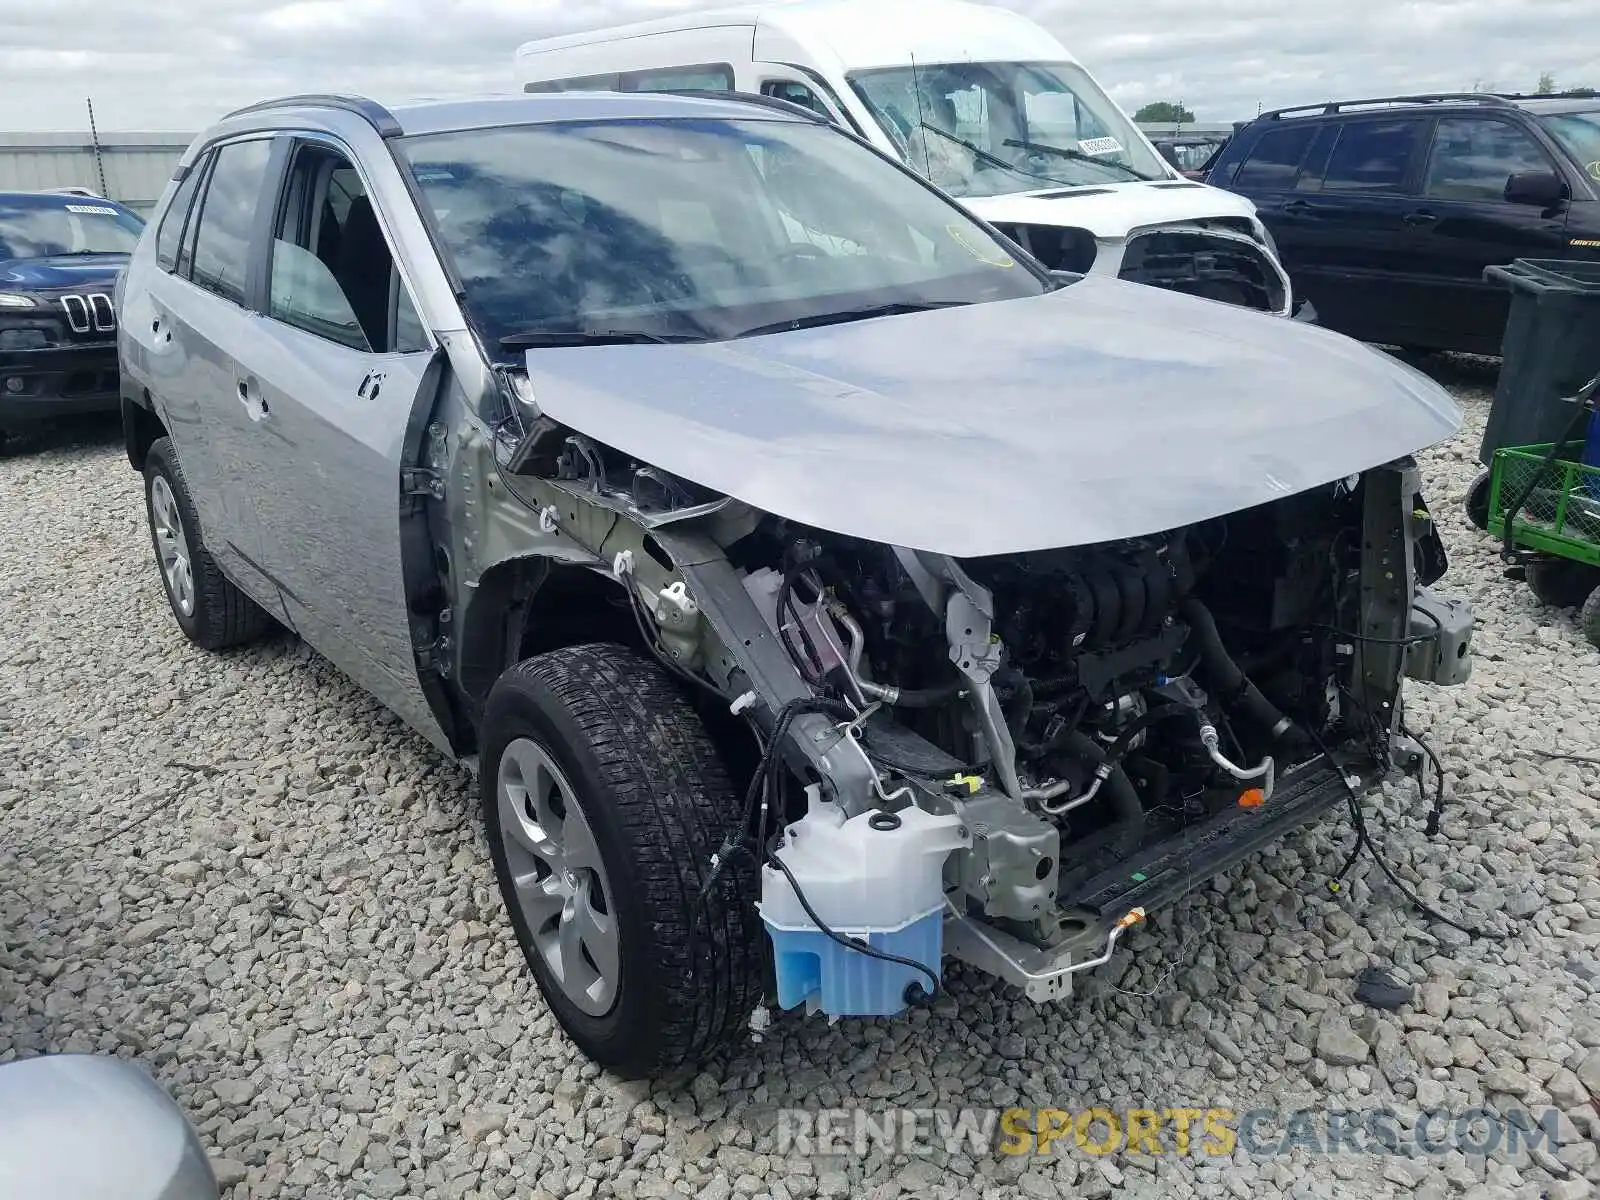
left=3, top=359, right=1600, bottom=1200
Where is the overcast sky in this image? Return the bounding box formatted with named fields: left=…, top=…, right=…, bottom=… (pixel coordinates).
left=2, top=0, right=1596, bottom=132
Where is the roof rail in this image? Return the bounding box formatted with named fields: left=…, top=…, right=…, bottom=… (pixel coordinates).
left=221, top=93, right=403, bottom=138
left=1493, top=88, right=1599, bottom=101
left=661, top=88, right=830, bottom=123
left=1257, top=92, right=1517, bottom=121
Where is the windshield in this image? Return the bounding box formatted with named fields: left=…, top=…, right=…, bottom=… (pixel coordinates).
left=399, top=118, right=1048, bottom=353
left=0, top=195, right=143, bottom=262
left=847, top=61, right=1169, bottom=197
left=1539, top=111, right=1600, bottom=185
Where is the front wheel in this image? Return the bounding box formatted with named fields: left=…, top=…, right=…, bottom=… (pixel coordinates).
left=480, top=643, right=763, bottom=1077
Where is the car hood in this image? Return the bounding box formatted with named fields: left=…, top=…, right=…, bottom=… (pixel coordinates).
left=0, top=253, right=127, bottom=291
left=522, top=278, right=1461, bottom=557
left=962, top=180, right=1259, bottom=240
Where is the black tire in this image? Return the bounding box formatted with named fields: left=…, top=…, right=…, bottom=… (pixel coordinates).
left=481, top=643, right=762, bottom=1077
left=1464, top=468, right=1493, bottom=532
left=1581, top=586, right=1600, bottom=651
left=1526, top=558, right=1600, bottom=609
left=143, top=437, right=273, bottom=650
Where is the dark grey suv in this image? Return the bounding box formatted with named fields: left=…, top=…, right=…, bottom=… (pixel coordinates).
left=119, top=91, right=1473, bottom=1077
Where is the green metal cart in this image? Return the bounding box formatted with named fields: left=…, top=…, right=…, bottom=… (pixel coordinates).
left=1486, top=425, right=1600, bottom=648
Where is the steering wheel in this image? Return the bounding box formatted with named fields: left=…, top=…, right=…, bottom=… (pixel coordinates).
left=774, top=243, right=832, bottom=267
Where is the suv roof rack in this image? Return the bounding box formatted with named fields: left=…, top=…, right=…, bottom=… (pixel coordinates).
left=1257, top=92, right=1517, bottom=121
left=222, top=93, right=403, bottom=138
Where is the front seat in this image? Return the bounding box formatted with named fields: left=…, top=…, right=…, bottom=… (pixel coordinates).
left=335, top=195, right=391, bottom=350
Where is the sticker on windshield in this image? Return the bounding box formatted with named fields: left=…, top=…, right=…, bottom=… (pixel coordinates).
left=1077, top=137, right=1124, bottom=157
left=946, top=224, right=1014, bottom=269
left=65, top=204, right=118, bottom=215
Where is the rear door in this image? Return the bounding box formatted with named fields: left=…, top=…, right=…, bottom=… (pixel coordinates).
left=1404, top=114, right=1572, bottom=353
left=143, top=136, right=286, bottom=612
left=1280, top=116, right=1432, bottom=342
left=224, top=135, right=451, bottom=750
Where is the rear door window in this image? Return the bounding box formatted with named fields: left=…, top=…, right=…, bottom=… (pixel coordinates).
left=188, top=138, right=274, bottom=305
left=1424, top=117, right=1555, bottom=201
left=1320, top=120, right=1423, bottom=192
left=1233, top=125, right=1318, bottom=189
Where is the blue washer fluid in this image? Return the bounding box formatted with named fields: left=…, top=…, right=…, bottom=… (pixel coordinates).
left=764, top=910, right=943, bottom=1017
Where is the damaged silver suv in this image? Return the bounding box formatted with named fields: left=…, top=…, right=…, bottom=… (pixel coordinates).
left=118, top=91, right=1473, bottom=1078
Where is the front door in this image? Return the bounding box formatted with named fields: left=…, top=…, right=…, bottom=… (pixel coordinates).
left=224, top=139, right=450, bottom=751
left=1402, top=115, right=1572, bottom=354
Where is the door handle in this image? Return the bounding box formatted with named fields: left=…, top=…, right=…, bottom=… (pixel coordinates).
left=357, top=370, right=385, bottom=401
left=237, top=378, right=269, bottom=419
left=1403, top=210, right=1440, bottom=226
left=1282, top=200, right=1314, bottom=216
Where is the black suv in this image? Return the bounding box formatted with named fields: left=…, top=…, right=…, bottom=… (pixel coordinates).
left=1209, top=92, right=1600, bottom=355
left=0, top=190, right=144, bottom=443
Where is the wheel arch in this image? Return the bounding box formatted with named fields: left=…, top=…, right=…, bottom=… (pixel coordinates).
left=122, top=388, right=167, bottom=472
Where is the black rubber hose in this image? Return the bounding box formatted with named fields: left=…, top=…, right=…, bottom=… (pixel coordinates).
left=1180, top=598, right=1300, bottom=743
left=879, top=681, right=965, bottom=709
left=1061, top=730, right=1144, bottom=858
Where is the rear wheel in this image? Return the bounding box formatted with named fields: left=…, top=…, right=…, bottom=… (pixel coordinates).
left=1526, top=557, right=1600, bottom=609
left=481, top=643, right=762, bottom=1077
left=1464, top=469, right=1493, bottom=532
left=143, top=437, right=273, bottom=650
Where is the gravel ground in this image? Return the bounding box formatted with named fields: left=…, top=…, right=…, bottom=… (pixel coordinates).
left=3, top=359, right=1599, bottom=1200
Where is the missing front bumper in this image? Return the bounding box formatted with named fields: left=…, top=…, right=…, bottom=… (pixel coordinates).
left=1119, top=227, right=1292, bottom=316
left=944, top=752, right=1370, bottom=1000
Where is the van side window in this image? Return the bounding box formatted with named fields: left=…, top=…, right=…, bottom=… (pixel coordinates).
left=188, top=139, right=274, bottom=306
left=1232, top=126, right=1317, bottom=190
left=266, top=144, right=425, bottom=354
left=762, top=80, right=832, bottom=119
left=525, top=73, right=621, bottom=94
left=155, top=158, right=206, bottom=273
left=620, top=64, right=733, bottom=93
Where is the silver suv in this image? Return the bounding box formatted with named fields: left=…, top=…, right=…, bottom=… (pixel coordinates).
left=119, top=91, right=1473, bottom=1078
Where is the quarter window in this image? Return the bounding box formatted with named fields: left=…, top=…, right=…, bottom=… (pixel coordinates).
left=189, top=139, right=274, bottom=305
left=155, top=161, right=205, bottom=272
left=1321, top=120, right=1421, bottom=192
left=1425, top=118, right=1554, bottom=201
left=1233, top=126, right=1318, bottom=190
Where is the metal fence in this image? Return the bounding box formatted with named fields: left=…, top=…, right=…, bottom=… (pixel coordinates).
left=0, top=132, right=193, bottom=216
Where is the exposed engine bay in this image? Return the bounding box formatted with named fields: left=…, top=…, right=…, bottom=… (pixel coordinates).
left=506, top=426, right=1474, bottom=1016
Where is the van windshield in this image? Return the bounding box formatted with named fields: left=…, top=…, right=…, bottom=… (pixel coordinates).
left=848, top=61, right=1169, bottom=197
left=399, top=117, right=1049, bottom=353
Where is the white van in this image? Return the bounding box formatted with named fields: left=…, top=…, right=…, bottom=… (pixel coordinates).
left=514, top=0, right=1294, bottom=315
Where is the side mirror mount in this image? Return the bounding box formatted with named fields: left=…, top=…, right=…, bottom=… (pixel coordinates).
left=1504, top=170, right=1567, bottom=207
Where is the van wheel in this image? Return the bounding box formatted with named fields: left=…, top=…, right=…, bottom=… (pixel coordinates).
left=1464, top=469, right=1493, bottom=532
left=1526, top=558, right=1600, bottom=609
left=481, top=643, right=762, bottom=1078
left=143, top=437, right=273, bottom=650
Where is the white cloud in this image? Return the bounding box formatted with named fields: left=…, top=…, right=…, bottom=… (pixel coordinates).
left=0, top=0, right=1595, bottom=131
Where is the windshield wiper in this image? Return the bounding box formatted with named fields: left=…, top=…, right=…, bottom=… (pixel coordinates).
left=1002, top=137, right=1159, bottom=183
left=498, top=326, right=702, bottom=349
left=732, top=300, right=967, bottom=340
left=918, top=123, right=1070, bottom=188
